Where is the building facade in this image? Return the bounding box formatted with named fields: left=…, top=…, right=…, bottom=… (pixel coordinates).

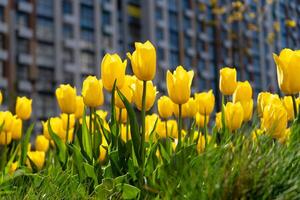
left=0, top=0, right=299, bottom=119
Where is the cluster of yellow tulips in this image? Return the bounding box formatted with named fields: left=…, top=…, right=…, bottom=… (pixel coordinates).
left=0, top=41, right=298, bottom=181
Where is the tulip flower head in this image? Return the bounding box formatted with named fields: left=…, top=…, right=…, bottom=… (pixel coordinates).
left=16, top=96, right=32, bottom=120
left=195, top=90, right=215, bottom=115
left=56, top=84, right=76, bottom=114
left=167, top=66, right=194, bottom=105
left=132, top=79, right=157, bottom=111
left=273, top=48, right=300, bottom=95
left=219, top=67, right=238, bottom=95
left=233, top=81, right=252, bottom=103
left=224, top=102, right=244, bottom=132
left=127, top=41, right=156, bottom=81
left=74, top=96, right=84, bottom=119
left=35, top=135, right=50, bottom=152
left=195, top=112, right=210, bottom=128
left=115, top=75, right=134, bottom=109
left=11, top=116, right=22, bottom=140
left=157, top=96, right=174, bottom=119
left=82, top=76, right=104, bottom=108
left=101, top=53, right=127, bottom=91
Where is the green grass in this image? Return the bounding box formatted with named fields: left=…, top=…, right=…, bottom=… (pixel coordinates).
left=1, top=135, right=299, bottom=200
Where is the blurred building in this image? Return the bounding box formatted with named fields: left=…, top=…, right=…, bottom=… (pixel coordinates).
left=0, top=0, right=299, bottom=119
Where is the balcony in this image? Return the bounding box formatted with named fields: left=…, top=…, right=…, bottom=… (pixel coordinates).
left=0, top=21, right=8, bottom=33
left=0, top=0, right=7, bottom=6
left=80, top=40, right=94, bottom=50
left=64, top=38, right=77, bottom=49
left=18, top=53, right=33, bottom=65
left=36, top=57, right=54, bottom=67
left=103, top=25, right=113, bottom=35
left=0, top=77, right=7, bottom=88
left=18, top=26, right=33, bottom=39
left=0, top=49, right=7, bottom=60
left=18, top=1, right=33, bottom=13
left=64, top=63, right=77, bottom=73
left=63, top=14, right=76, bottom=24
left=103, top=2, right=113, bottom=11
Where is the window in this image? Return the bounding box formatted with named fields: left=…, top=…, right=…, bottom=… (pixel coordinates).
left=37, top=68, right=54, bottom=91
left=36, top=43, right=54, bottom=61
left=156, top=7, right=163, bottom=20
left=156, top=27, right=164, bottom=41
left=0, top=6, right=4, bottom=22
left=37, top=0, right=53, bottom=16
left=169, top=31, right=178, bottom=49
left=169, top=12, right=178, bottom=30
left=0, top=34, right=4, bottom=49
left=157, top=47, right=164, bottom=61
left=81, top=29, right=94, bottom=43
left=63, top=24, right=73, bottom=39
left=102, top=10, right=111, bottom=26
left=17, top=12, right=29, bottom=27
left=103, top=33, right=113, bottom=48
left=63, top=48, right=73, bottom=63
left=17, top=65, right=29, bottom=80
left=63, top=0, right=73, bottom=14
left=80, top=5, right=94, bottom=28
left=37, top=18, right=54, bottom=40
left=182, top=0, right=191, bottom=10
left=183, top=16, right=191, bottom=30
left=170, top=50, right=179, bottom=67
left=17, top=39, right=29, bottom=54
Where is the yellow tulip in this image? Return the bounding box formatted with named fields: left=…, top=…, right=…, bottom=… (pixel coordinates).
left=257, top=92, right=282, bottom=117
left=261, top=103, right=287, bottom=139
left=82, top=76, right=104, bottom=107
left=116, top=107, right=127, bottom=124
left=120, top=124, right=131, bottom=142
left=74, top=96, right=84, bottom=119
left=251, top=128, right=264, bottom=141
left=195, top=90, right=215, bottom=115
left=157, top=96, right=174, bottom=119
left=45, top=117, right=65, bottom=140
left=35, top=135, right=50, bottom=152
left=233, top=81, right=252, bottom=102
left=156, top=119, right=167, bottom=138
left=0, top=131, right=12, bottom=145
left=215, top=112, right=222, bottom=130
left=273, top=48, right=300, bottom=94
left=282, top=96, right=295, bottom=121
left=11, top=116, right=22, bottom=140
left=224, top=102, right=244, bottom=132
left=95, top=110, right=108, bottom=121
left=0, top=111, right=13, bottom=131
left=127, top=41, right=156, bottom=81
left=174, top=98, right=197, bottom=118
left=195, top=113, right=210, bottom=128
left=55, top=84, right=76, bottom=114
left=219, top=67, right=238, bottom=95
left=101, top=53, right=127, bottom=91
left=239, top=99, right=253, bottom=122
left=278, top=128, right=291, bottom=144
left=26, top=151, right=45, bottom=170
left=115, top=75, right=134, bottom=109
left=0, top=91, right=2, bottom=105
left=60, top=114, right=75, bottom=130
left=15, top=96, right=32, bottom=120
left=99, top=145, right=107, bottom=163
left=167, top=66, right=194, bottom=105
left=132, top=79, right=157, bottom=111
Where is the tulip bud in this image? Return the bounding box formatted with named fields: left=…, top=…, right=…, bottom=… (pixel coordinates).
left=145, top=114, right=159, bottom=141
left=195, top=112, right=210, bottom=128
left=132, top=79, right=157, bottom=111
left=196, top=133, right=211, bottom=153
left=11, top=116, right=22, bottom=140
left=157, top=96, right=174, bottom=119
left=174, top=98, right=197, bottom=118
left=26, top=151, right=45, bottom=170
left=224, top=102, right=244, bottom=131
left=56, top=84, right=76, bottom=114
left=115, top=75, right=134, bottom=109
left=74, top=96, right=84, bottom=119
left=95, top=110, right=108, bottom=121
left=101, top=53, right=127, bottom=91
left=15, top=96, right=32, bottom=120
left=0, top=131, right=12, bottom=145
left=167, top=120, right=178, bottom=138
left=45, top=117, right=65, bottom=140
left=82, top=76, right=104, bottom=108
left=261, top=104, right=287, bottom=139
left=0, top=111, right=14, bottom=131
left=35, top=135, right=50, bottom=152
left=99, top=145, right=107, bottom=163
left=282, top=96, right=295, bottom=121
left=273, top=48, right=300, bottom=95
left=127, top=41, right=156, bottom=81
left=219, top=67, right=238, bottom=95
left=233, top=81, right=252, bottom=102
left=195, top=90, right=215, bottom=115
left=257, top=92, right=282, bottom=117
left=167, top=66, right=194, bottom=105
left=9, top=162, right=18, bottom=174
left=239, top=99, right=253, bottom=122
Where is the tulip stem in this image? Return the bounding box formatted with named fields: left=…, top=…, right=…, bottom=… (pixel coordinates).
left=66, top=114, right=70, bottom=144
left=292, top=95, right=297, bottom=119
left=141, top=80, right=147, bottom=166
left=165, top=120, right=168, bottom=139
left=177, top=104, right=182, bottom=149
